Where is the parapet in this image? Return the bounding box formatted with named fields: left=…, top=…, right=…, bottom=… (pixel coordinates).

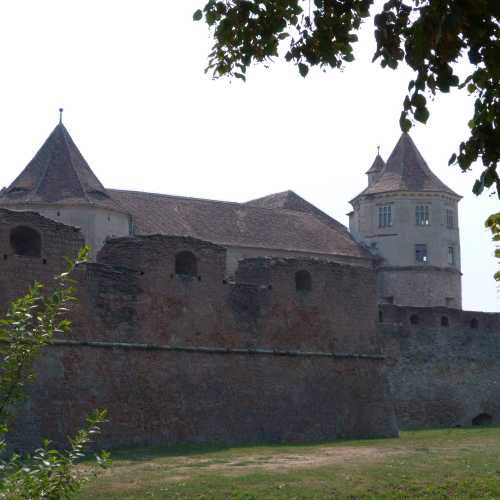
left=378, top=304, right=500, bottom=333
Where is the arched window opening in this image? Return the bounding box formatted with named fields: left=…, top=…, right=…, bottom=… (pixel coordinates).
left=10, top=226, right=41, bottom=257
left=410, top=314, right=419, bottom=325
left=470, top=318, right=478, bottom=329
left=441, top=316, right=449, bottom=327
left=472, top=413, right=492, bottom=426
left=175, top=251, right=197, bottom=278
left=295, top=270, right=312, bottom=292
left=378, top=310, right=384, bottom=323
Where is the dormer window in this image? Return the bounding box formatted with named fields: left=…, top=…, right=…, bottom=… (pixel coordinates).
left=378, top=205, right=392, bottom=228
left=416, top=205, right=430, bottom=225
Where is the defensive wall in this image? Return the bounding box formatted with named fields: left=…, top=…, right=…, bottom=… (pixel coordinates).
left=0, top=209, right=398, bottom=451
left=2, top=208, right=499, bottom=451
left=379, top=304, right=500, bottom=429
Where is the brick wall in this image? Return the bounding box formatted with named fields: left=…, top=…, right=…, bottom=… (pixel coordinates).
left=9, top=346, right=397, bottom=450
left=0, top=209, right=84, bottom=307
left=1, top=211, right=398, bottom=450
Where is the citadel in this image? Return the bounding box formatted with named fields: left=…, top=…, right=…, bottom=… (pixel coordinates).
left=1, top=119, right=498, bottom=450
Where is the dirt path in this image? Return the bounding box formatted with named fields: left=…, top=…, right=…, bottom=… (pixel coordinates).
left=87, top=445, right=405, bottom=484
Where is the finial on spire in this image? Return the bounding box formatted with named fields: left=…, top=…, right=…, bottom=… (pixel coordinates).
left=377, top=145, right=380, bottom=156
left=59, top=108, right=64, bottom=124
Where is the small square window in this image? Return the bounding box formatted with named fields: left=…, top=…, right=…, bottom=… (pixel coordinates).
left=415, top=244, right=428, bottom=264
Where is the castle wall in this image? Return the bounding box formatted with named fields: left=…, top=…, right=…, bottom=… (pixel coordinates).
left=225, top=245, right=372, bottom=277
left=0, top=208, right=84, bottom=305
left=377, top=266, right=462, bottom=308
left=9, top=345, right=397, bottom=451
left=379, top=304, right=500, bottom=428
left=0, top=204, right=131, bottom=259
left=0, top=210, right=398, bottom=451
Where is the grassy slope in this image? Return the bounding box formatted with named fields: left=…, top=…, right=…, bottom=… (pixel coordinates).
left=78, top=427, right=500, bottom=499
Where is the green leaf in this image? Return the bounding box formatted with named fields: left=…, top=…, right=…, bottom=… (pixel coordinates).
left=411, top=93, right=426, bottom=109
left=298, top=63, right=309, bottom=78
left=193, top=9, right=203, bottom=21
left=399, top=112, right=412, bottom=133
left=414, top=106, right=430, bottom=124
left=472, top=179, right=484, bottom=195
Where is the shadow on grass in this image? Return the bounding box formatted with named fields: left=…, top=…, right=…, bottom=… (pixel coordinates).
left=93, top=424, right=500, bottom=464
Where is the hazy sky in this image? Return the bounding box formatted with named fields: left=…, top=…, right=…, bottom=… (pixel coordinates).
left=0, top=1, right=497, bottom=311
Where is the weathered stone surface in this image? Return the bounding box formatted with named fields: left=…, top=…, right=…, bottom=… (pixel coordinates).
left=0, top=210, right=398, bottom=451
left=9, top=347, right=397, bottom=450
left=379, top=305, right=500, bottom=429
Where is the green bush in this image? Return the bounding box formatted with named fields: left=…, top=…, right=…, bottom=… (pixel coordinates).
left=0, top=247, right=110, bottom=499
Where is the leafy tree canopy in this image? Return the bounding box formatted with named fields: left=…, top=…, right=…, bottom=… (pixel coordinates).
left=194, top=0, right=500, bottom=199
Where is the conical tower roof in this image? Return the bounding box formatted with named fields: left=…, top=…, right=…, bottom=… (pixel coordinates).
left=365, top=154, right=385, bottom=174
left=0, top=122, right=122, bottom=210
left=353, top=133, right=460, bottom=200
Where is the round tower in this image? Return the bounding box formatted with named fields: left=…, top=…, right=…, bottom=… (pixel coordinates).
left=349, top=133, right=462, bottom=309
left=0, top=120, right=131, bottom=259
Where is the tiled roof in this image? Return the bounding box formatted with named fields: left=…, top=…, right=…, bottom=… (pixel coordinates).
left=246, top=190, right=357, bottom=236
left=110, top=189, right=371, bottom=259
left=0, top=122, right=370, bottom=260
left=0, top=123, right=122, bottom=211
left=353, top=134, right=460, bottom=199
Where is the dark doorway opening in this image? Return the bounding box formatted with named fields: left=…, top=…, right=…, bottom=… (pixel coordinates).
left=175, top=251, right=197, bottom=277
left=295, top=270, right=312, bottom=292
left=472, top=413, right=492, bottom=426
left=10, top=226, right=41, bottom=257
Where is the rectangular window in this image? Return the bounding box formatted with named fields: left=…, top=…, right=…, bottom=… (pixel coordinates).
left=415, top=244, right=428, bottom=264
left=378, top=205, right=392, bottom=227
left=448, top=246, right=455, bottom=266
left=446, top=209, right=454, bottom=228
left=416, top=205, right=430, bottom=225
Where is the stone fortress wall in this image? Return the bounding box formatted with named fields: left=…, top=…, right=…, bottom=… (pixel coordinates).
left=1, top=209, right=397, bottom=451
left=379, top=304, right=500, bottom=429
left=2, top=208, right=499, bottom=452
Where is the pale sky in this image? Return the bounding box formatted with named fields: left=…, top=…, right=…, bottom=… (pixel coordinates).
left=0, top=1, right=497, bottom=311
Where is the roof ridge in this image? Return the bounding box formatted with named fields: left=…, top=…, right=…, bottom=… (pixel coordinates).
left=60, top=124, right=90, bottom=202
left=31, top=126, right=57, bottom=202
left=108, top=188, right=345, bottom=222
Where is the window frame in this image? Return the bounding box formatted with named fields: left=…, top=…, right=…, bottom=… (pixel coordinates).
left=416, top=205, right=430, bottom=226
left=415, top=243, right=429, bottom=264
left=447, top=246, right=455, bottom=266
left=378, top=204, right=393, bottom=228
left=446, top=209, right=455, bottom=229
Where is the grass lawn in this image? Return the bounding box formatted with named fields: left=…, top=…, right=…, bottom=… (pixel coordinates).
left=77, top=426, right=500, bottom=499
